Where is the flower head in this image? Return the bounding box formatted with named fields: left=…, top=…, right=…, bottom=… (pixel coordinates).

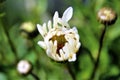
left=97, top=7, right=117, bottom=25
left=17, top=60, right=32, bottom=75
left=37, top=7, right=81, bottom=62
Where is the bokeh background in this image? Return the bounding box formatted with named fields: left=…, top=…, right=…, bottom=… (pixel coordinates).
left=0, top=0, right=120, bottom=80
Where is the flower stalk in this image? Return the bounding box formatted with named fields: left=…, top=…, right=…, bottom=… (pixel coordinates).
left=90, top=25, right=107, bottom=79
left=66, top=63, right=76, bottom=80
left=90, top=7, right=117, bottom=80
left=30, top=72, right=40, bottom=80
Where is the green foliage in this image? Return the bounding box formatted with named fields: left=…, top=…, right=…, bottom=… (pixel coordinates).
left=0, top=0, right=120, bottom=80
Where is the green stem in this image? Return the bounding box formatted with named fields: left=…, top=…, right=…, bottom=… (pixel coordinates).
left=90, top=25, right=107, bottom=80
left=66, top=63, right=76, bottom=80
left=31, top=72, right=40, bottom=80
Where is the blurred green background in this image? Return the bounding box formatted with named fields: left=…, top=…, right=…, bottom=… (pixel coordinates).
left=0, top=0, right=120, bottom=80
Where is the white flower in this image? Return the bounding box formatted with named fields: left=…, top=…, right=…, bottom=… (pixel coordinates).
left=17, top=60, right=32, bottom=75
left=37, top=7, right=81, bottom=62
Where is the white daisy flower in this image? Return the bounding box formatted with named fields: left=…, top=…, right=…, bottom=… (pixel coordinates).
left=37, top=7, right=81, bottom=62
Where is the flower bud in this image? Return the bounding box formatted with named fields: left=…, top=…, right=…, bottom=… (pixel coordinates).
left=20, top=22, right=38, bottom=39
left=17, top=60, right=32, bottom=75
left=97, top=7, right=117, bottom=25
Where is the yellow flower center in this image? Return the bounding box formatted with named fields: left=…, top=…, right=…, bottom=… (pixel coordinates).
left=50, top=35, right=67, bottom=56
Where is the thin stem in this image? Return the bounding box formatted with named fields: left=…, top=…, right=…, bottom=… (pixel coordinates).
left=30, top=72, right=40, bottom=80
left=90, top=25, right=107, bottom=80
left=66, top=63, right=76, bottom=80
left=1, top=21, right=18, bottom=62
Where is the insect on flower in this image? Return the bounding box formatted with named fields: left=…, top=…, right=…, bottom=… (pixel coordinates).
left=37, top=7, right=81, bottom=62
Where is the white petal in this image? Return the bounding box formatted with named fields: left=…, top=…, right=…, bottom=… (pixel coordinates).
left=68, top=54, right=76, bottom=62
left=46, top=41, right=54, bottom=54
left=47, top=41, right=55, bottom=59
left=48, top=41, right=53, bottom=51
left=37, top=41, right=46, bottom=49
left=53, top=40, right=57, bottom=55
left=47, top=48, right=55, bottom=61
left=53, top=11, right=59, bottom=28
left=76, top=42, right=81, bottom=49
left=72, top=27, right=78, bottom=33
left=42, top=23, right=47, bottom=34
left=59, top=49, right=65, bottom=60
left=53, top=11, right=59, bottom=20
left=68, top=38, right=75, bottom=47
left=53, top=40, right=57, bottom=47
left=62, top=44, right=69, bottom=58
left=49, top=41, right=56, bottom=55
left=37, top=24, right=45, bottom=37
left=56, top=54, right=62, bottom=61
left=58, top=18, right=70, bottom=28
left=62, top=7, right=73, bottom=22
left=48, top=20, right=52, bottom=30
left=46, top=49, right=51, bottom=56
